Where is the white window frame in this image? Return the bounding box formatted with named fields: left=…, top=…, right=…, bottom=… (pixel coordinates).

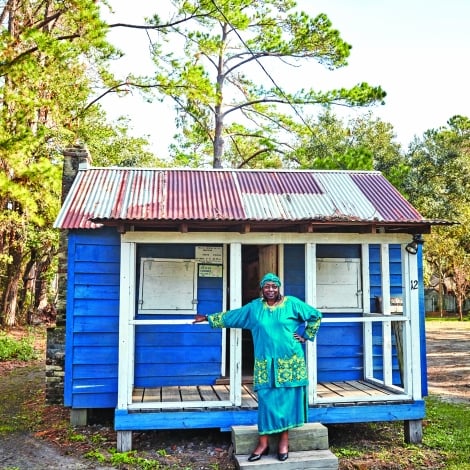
left=138, top=258, right=198, bottom=315
left=315, top=257, right=362, bottom=312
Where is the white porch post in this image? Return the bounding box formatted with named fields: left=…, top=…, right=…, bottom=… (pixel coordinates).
left=229, top=242, right=242, bottom=405
left=117, top=240, right=136, bottom=452
left=405, top=246, right=422, bottom=399
left=118, top=241, right=136, bottom=410
left=305, top=243, right=318, bottom=405
left=380, top=243, right=393, bottom=386
left=403, top=244, right=423, bottom=444
left=362, top=244, right=374, bottom=379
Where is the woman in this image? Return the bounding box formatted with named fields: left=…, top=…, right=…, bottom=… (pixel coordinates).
left=193, top=272, right=322, bottom=462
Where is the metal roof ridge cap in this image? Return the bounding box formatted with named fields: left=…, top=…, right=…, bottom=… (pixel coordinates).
left=71, top=166, right=383, bottom=175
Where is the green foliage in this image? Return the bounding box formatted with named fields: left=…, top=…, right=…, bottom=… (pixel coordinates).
left=147, top=0, right=385, bottom=167
left=291, top=110, right=408, bottom=180
left=0, top=0, right=112, bottom=325
left=78, top=112, right=164, bottom=167
left=0, top=1, right=158, bottom=325
left=0, top=332, right=37, bottom=361
left=404, top=115, right=470, bottom=221
left=405, top=116, right=470, bottom=307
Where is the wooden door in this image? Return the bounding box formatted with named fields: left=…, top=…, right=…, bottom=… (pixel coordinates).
left=258, top=245, right=278, bottom=278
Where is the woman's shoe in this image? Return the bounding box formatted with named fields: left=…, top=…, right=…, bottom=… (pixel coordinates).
left=277, top=452, right=288, bottom=461
left=247, top=446, right=269, bottom=462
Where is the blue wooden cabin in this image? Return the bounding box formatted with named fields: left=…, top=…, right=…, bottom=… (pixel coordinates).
left=53, top=152, right=439, bottom=451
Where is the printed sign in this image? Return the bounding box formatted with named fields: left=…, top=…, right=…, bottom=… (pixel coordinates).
left=199, top=264, right=223, bottom=278
left=195, top=246, right=223, bottom=264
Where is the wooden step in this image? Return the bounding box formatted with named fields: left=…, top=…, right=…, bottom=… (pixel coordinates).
left=231, top=423, right=329, bottom=455
left=234, top=449, right=338, bottom=469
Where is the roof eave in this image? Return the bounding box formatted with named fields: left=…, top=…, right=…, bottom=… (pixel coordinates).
left=87, top=217, right=438, bottom=235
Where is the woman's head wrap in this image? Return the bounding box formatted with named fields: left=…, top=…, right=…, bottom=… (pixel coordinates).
left=260, top=273, right=281, bottom=288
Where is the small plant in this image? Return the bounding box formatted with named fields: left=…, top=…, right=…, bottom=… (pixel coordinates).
left=68, top=432, right=86, bottom=442
left=0, top=332, right=38, bottom=362
left=90, top=433, right=107, bottom=444
left=334, top=447, right=363, bottom=458
left=108, top=449, right=163, bottom=468
left=84, top=449, right=107, bottom=463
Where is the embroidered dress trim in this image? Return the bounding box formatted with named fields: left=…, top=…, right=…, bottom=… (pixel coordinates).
left=277, top=353, right=308, bottom=383
left=254, top=358, right=269, bottom=386
left=305, top=318, right=321, bottom=339
left=262, top=297, right=286, bottom=309
left=208, top=311, right=226, bottom=329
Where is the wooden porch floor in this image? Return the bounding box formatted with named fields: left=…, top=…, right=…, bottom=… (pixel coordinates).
left=132, top=380, right=403, bottom=408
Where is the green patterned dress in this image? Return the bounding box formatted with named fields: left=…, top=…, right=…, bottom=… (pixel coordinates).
left=208, top=296, right=322, bottom=434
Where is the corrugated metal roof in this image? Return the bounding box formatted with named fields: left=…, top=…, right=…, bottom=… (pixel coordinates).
left=54, top=168, right=428, bottom=230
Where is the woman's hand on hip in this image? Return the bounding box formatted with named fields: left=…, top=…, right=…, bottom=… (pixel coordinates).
left=294, top=333, right=306, bottom=343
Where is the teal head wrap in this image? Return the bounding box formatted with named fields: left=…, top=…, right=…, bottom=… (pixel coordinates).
left=260, top=273, right=281, bottom=288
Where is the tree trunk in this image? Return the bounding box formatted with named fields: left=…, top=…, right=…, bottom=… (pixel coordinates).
left=212, top=23, right=227, bottom=169
left=213, top=113, right=224, bottom=168
left=1, top=244, right=23, bottom=326
left=20, top=254, right=36, bottom=314
left=438, top=278, right=444, bottom=317
left=457, top=296, right=463, bottom=321
left=35, top=252, right=54, bottom=311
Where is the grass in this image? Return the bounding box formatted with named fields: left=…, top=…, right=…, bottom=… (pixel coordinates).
left=329, top=396, right=470, bottom=469
left=426, top=316, right=470, bottom=322
left=424, top=396, right=470, bottom=469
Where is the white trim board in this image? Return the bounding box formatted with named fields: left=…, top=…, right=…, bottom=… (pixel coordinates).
left=122, top=231, right=411, bottom=245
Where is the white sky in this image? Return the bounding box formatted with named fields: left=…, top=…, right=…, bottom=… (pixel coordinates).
left=101, top=0, right=470, bottom=157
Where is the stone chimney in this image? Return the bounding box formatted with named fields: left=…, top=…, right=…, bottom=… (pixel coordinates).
left=61, top=144, right=92, bottom=203
left=46, top=144, right=91, bottom=405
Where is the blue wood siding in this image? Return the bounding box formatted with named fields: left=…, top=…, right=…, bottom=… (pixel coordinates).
left=66, top=236, right=425, bottom=419
left=283, top=245, right=365, bottom=382
left=284, top=244, right=305, bottom=298
left=369, top=244, right=403, bottom=385
left=134, top=244, right=224, bottom=387
left=65, top=227, right=120, bottom=408
left=283, top=244, right=405, bottom=384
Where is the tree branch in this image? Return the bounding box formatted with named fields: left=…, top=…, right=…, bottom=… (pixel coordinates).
left=79, top=80, right=186, bottom=116
left=108, top=7, right=219, bottom=31
left=0, top=33, right=80, bottom=75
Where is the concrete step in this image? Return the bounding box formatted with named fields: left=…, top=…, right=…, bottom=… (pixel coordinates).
left=234, top=449, right=338, bottom=469
left=231, top=423, right=329, bottom=455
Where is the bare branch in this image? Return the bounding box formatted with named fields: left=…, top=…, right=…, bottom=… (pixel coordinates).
left=108, top=7, right=218, bottom=31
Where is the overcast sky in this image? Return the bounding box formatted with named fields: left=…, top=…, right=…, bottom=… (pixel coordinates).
left=101, top=0, right=470, bottom=157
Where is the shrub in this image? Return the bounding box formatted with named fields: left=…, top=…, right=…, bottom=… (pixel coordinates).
left=0, top=332, right=38, bottom=361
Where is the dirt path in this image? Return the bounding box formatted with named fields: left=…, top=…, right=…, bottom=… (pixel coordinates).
left=425, top=321, right=470, bottom=403
left=0, top=321, right=469, bottom=469
left=0, top=364, right=116, bottom=470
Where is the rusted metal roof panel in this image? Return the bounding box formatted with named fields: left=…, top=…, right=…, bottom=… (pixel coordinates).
left=164, top=170, right=244, bottom=220
left=351, top=172, right=422, bottom=221
left=54, top=168, right=428, bottom=229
